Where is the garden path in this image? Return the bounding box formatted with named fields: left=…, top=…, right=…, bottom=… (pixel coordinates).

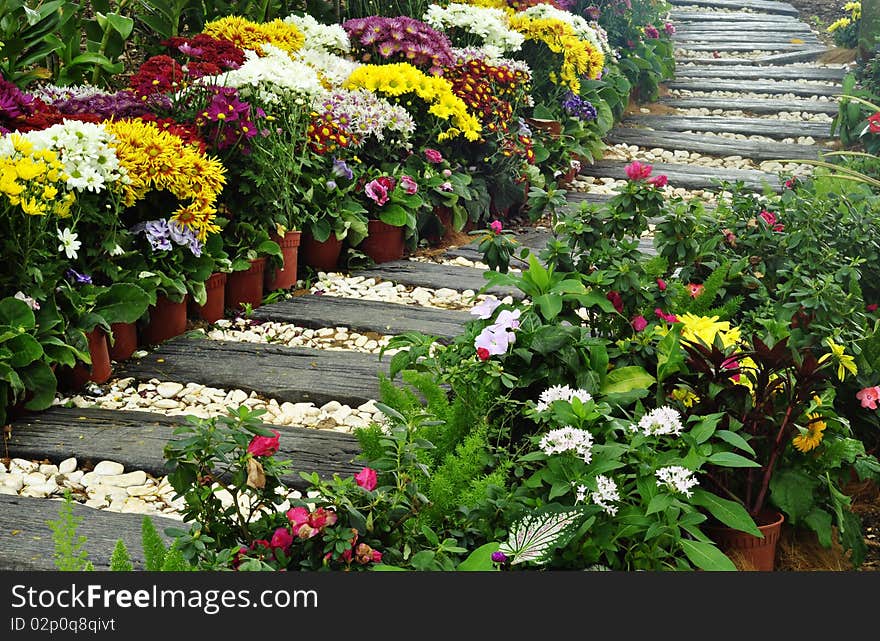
left=0, top=0, right=856, bottom=570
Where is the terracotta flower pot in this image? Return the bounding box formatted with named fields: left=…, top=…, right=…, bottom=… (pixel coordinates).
left=108, top=321, right=138, bottom=362
left=62, top=327, right=112, bottom=390
left=705, top=509, right=785, bottom=571
left=142, top=294, right=189, bottom=345
left=194, top=271, right=227, bottom=323
left=299, top=230, right=343, bottom=272
left=225, top=257, right=266, bottom=311
left=359, top=219, right=405, bottom=264
left=265, top=230, right=302, bottom=291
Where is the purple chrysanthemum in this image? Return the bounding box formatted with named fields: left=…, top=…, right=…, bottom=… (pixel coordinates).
left=561, top=91, right=598, bottom=122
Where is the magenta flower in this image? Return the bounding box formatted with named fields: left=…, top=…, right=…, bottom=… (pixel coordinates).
left=867, top=304, right=878, bottom=313
left=657, top=278, right=667, bottom=291
left=365, top=179, right=390, bottom=206
left=424, top=148, right=444, bottom=163
left=489, top=220, right=503, bottom=234
left=624, top=160, right=653, bottom=181
left=631, top=315, right=648, bottom=332
left=759, top=210, right=777, bottom=226
left=355, top=467, right=378, bottom=491
left=645, top=25, right=660, bottom=39
left=270, top=527, right=293, bottom=551
left=606, top=290, right=624, bottom=313
left=491, top=551, right=508, bottom=563
left=247, top=430, right=280, bottom=457
left=648, top=174, right=668, bottom=188
left=400, top=174, right=419, bottom=195
left=664, top=22, right=676, bottom=35
left=476, top=347, right=490, bottom=361
left=655, top=308, right=678, bottom=323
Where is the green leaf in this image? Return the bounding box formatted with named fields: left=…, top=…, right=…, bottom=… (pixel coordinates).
left=378, top=205, right=408, bottom=227
left=706, top=452, right=761, bottom=468
left=769, top=469, right=817, bottom=524
left=105, top=13, right=134, bottom=38
left=371, top=564, right=409, bottom=571
left=691, top=488, right=762, bottom=537
left=600, top=366, right=656, bottom=395
left=94, top=283, right=151, bottom=324
left=646, top=493, right=672, bottom=515
left=456, top=543, right=500, bottom=571
left=679, top=538, right=738, bottom=571
left=0, top=297, right=35, bottom=329
left=6, top=333, right=42, bottom=368
left=715, top=430, right=756, bottom=457
left=533, top=293, right=563, bottom=321
left=20, top=360, right=56, bottom=411
left=690, top=414, right=723, bottom=445
left=804, top=508, right=833, bottom=548
left=409, top=550, right=436, bottom=571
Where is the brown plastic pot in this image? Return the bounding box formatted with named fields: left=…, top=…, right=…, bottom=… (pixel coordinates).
left=359, top=219, right=405, bottom=264
left=195, top=271, right=227, bottom=323
left=299, top=230, right=343, bottom=272
left=142, top=294, right=189, bottom=345
left=265, top=230, right=302, bottom=291
left=705, top=509, right=785, bottom=571
left=108, top=321, right=138, bottom=362
left=225, top=257, right=266, bottom=311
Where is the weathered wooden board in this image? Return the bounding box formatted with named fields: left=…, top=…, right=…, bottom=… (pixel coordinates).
left=7, top=407, right=362, bottom=489
left=674, top=22, right=817, bottom=32
left=674, top=65, right=847, bottom=82
left=607, top=128, right=821, bottom=161
left=622, top=114, right=833, bottom=139
left=356, top=260, right=524, bottom=300
left=670, top=10, right=801, bottom=22
left=661, top=96, right=840, bottom=115
left=579, top=160, right=781, bottom=192
left=674, top=32, right=819, bottom=43
left=117, top=338, right=387, bottom=408
left=676, top=57, right=784, bottom=65
left=667, top=0, right=800, bottom=16
left=0, top=493, right=179, bottom=570
left=666, top=79, right=839, bottom=98
left=675, top=43, right=816, bottom=52
left=757, top=48, right=830, bottom=64
left=251, top=294, right=471, bottom=341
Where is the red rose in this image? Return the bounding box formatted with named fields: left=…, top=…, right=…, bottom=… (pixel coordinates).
left=354, top=467, right=378, bottom=491
left=247, top=430, right=280, bottom=457
left=270, top=527, right=293, bottom=551
left=868, top=112, right=880, bottom=134
left=606, top=290, right=624, bottom=313
left=476, top=347, right=490, bottom=361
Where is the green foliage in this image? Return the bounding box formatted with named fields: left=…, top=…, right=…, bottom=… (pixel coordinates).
left=142, top=516, right=168, bottom=572
left=48, top=491, right=94, bottom=572
left=109, top=539, right=133, bottom=572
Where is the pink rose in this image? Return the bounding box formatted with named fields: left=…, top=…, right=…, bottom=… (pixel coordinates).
left=631, top=315, right=647, bottom=332
left=247, top=430, right=280, bottom=457
left=606, top=290, right=624, bottom=313
left=400, top=175, right=418, bottom=195
left=759, top=210, right=777, bottom=226
left=647, top=174, right=668, bottom=187
left=856, top=386, right=880, bottom=410
left=624, top=160, right=653, bottom=181
left=655, top=308, right=678, bottom=323
left=309, top=507, right=338, bottom=530
left=489, top=220, right=503, bottom=234
left=657, top=278, right=667, bottom=291
left=286, top=506, right=310, bottom=531
left=424, top=148, right=443, bottom=163
left=355, top=467, right=378, bottom=491
left=365, top=179, right=389, bottom=206
left=270, top=527, right=293, bottom=551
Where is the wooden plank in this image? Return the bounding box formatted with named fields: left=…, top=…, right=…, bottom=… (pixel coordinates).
left=675, top=43, right=816, bottom=52
left=757, top=48, right=830, bottom=64
left=117, top=338, right=387, bottom=408
left=579, top=160, right=781, bottom=192
left=250, top=293, right=472, bottom=342
left=666, top=79, right=840, bottom=98
left=674, top=22, right=818, bottom=32
left=670, top=10, right=801, bottom=22
left=607, top=128, right=820, bottom=161
left=7, top=407, right=362, bottom=490
left=674, top=31, right=819, bottom=42
left=356, top=260, right=524, bottom=300
left=661, top=96, right=840, bottom=115
left=674, top=64, right=847, bottom=81
left=0, top=494, right=179, bottom=570
left=667, top=0, right=800, bottom=16
left=622, top=114, right=833, bottom=139
left=675, top=57, right=784, bottom=65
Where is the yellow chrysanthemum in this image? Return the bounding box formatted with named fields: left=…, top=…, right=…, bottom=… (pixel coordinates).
left=827, top=16, right=852, bottom=33
left=0, top=136, right=71, bottom=218
left=671, top=387, right=700, bottom=408
left=103, top=119, right=226, bottom=240
left=818, top=337, right=858, bottom=381
left=792, top=413, right=826, bottom=453
left=344, top=63, right=482, bottom=142
left=678, top=313, right=741, bottom=349
left=203, top=16, right=304, bottom=56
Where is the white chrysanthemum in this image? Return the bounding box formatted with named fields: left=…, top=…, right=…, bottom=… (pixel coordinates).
left=284, top=13, right=350, bottom=53
left=523, top=3, right=612, bottom=55
left=295, top=48, right=360, bottom=88
left=201, top=44, right=324, bottom=105
left=539, top=426, right=594, bottom=463
left=29, top=84, right=108, bottom=102
left=655, top=466, right=699, bottom=498
left=20, top=120, right=127, bottom=193
left=591, top=475, right=620, bottom=516
left=575, top=483, right=587, bottom=504
left=313, top=88, right=415, bottom=144
left=535, top=384, right=593, bottom=412
left=636, top=406, right=685, bottom=437
left=424, top=3, right=524, bottom=54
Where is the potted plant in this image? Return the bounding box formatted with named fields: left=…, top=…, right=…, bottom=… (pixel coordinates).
left=355, top=165, right=425, bottom=263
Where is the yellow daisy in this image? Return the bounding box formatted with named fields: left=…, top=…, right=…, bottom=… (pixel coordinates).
left=792, top=414, right=826, bottom=453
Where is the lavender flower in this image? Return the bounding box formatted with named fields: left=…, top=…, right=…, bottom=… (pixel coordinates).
left=470, top=296, right=502, bottom=320
left=143, top=219, right=173, bottom=251
left=37, top=86, right=166, bottom=120
left=332, top=158, right=353, bottom=180
left=491, top=551, right=507, bottom=563
left=167, top=219, right=203, bottom=256
left=65, top=268, right=93, bottom=285
left=561, top=91, right=598, bottom=122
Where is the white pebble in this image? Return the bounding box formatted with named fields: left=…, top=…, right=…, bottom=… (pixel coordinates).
left=58, top=457, right=77, bottom=475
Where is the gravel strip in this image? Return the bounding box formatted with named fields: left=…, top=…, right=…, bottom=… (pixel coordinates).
left=204, top=318, right=394, bottom=355
left=602, top=142, right=815, bottom=174
left=672, top=107, right=834, bottom=122
left=669, top=88, right=835, bottom=102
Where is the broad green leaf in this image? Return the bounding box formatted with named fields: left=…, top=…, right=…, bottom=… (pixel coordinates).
left=456, top=543, right=500, bottom=571
left=804, top=508, right=833, bottom=548
left=6, top=334, right=42, bottom=368
left=371, top=564, right=409, bottom=571
left=715, top=429, right=756, bottom=456
left=646, top=493, right=672, bottom=515
left=679, top=538, right=737, bottom=571
left=707, top=452, right=761, bottom=468
left=20, top=360, right=56, bottom=411
left=378, top=205, right=408, bottom=227
left=94, top=283, right=151, bottom=324
left=0, top=297, right=35, bottom=330
left=533, top=293, right=562, bottom=321
left=690, top=414, right=723, bottom=445
left=691, top=488, right=762, bottom=537
left=600, top=366, right=656, bottom=395
left=769, top=469, right=817, bottom=523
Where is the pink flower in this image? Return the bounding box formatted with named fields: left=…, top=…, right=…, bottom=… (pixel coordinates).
left=371, top=549, right=383, bottom=563
left=606, top=290, right=624, bottom=313
left=439, top=181, right=453, bottom=192
left=355, top=467, right=378, bottom=491
left=442, top=168, right=452, bottom=178
left=270, top=527, right=293, bottom=551
left=287, top=507, right=310, bottom=530
left=868, top=112, right=880, bottom=134
left=784, top=178, right=797, bottom=189
left=631, top=315, right=648, bottom=332
left=474, top=325, right=514, bottom=356
left=657, top=278, right=667, bottom=291
left=687, top=283, right=705, bottom=298
left=476, top=347, right=490, bottom=361
left=424, top=148, right=443, bottom=163
left=309, top=507, right=338, bottom=530
left=365, top=179, right=389, bottom=205
left=773, top=223, right=785, bottom=232
left=247, top=430, right=280, bottom=457
left=624, top=160, right=653, bottom=181
left=856, top=386, right=880, bottom=410
left=400, top=174, right=418, bottom=195
left=867, top=304, right=878, bottom=312
left=489, top=220, right=503, bottom=234
left=664, top=22, right=676, bottom=35
left=645, top=25, right=660, bottom=39
left=647, top=174, right=668, bottom=188
left=655, top=308, right=678, bottom=323
left=759, top=210, right=777, bottom=226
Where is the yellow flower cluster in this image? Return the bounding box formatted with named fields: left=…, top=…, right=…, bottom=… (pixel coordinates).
left=463, top=0, right=511, bottom=11
left=203, top=16, right=304, bottom=56
left=678, top=313, right=741, bottom=348
left=344, top=63, right=482, bottom=142
left=827, top=16, right=852, bottom=32
left=507, top=14, right=604, bottom=93
left=103, top=119, right=226, bottom=240
left=0, top=134, right=74, bottom=218
left=844, top=1, right=861, bottom=18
